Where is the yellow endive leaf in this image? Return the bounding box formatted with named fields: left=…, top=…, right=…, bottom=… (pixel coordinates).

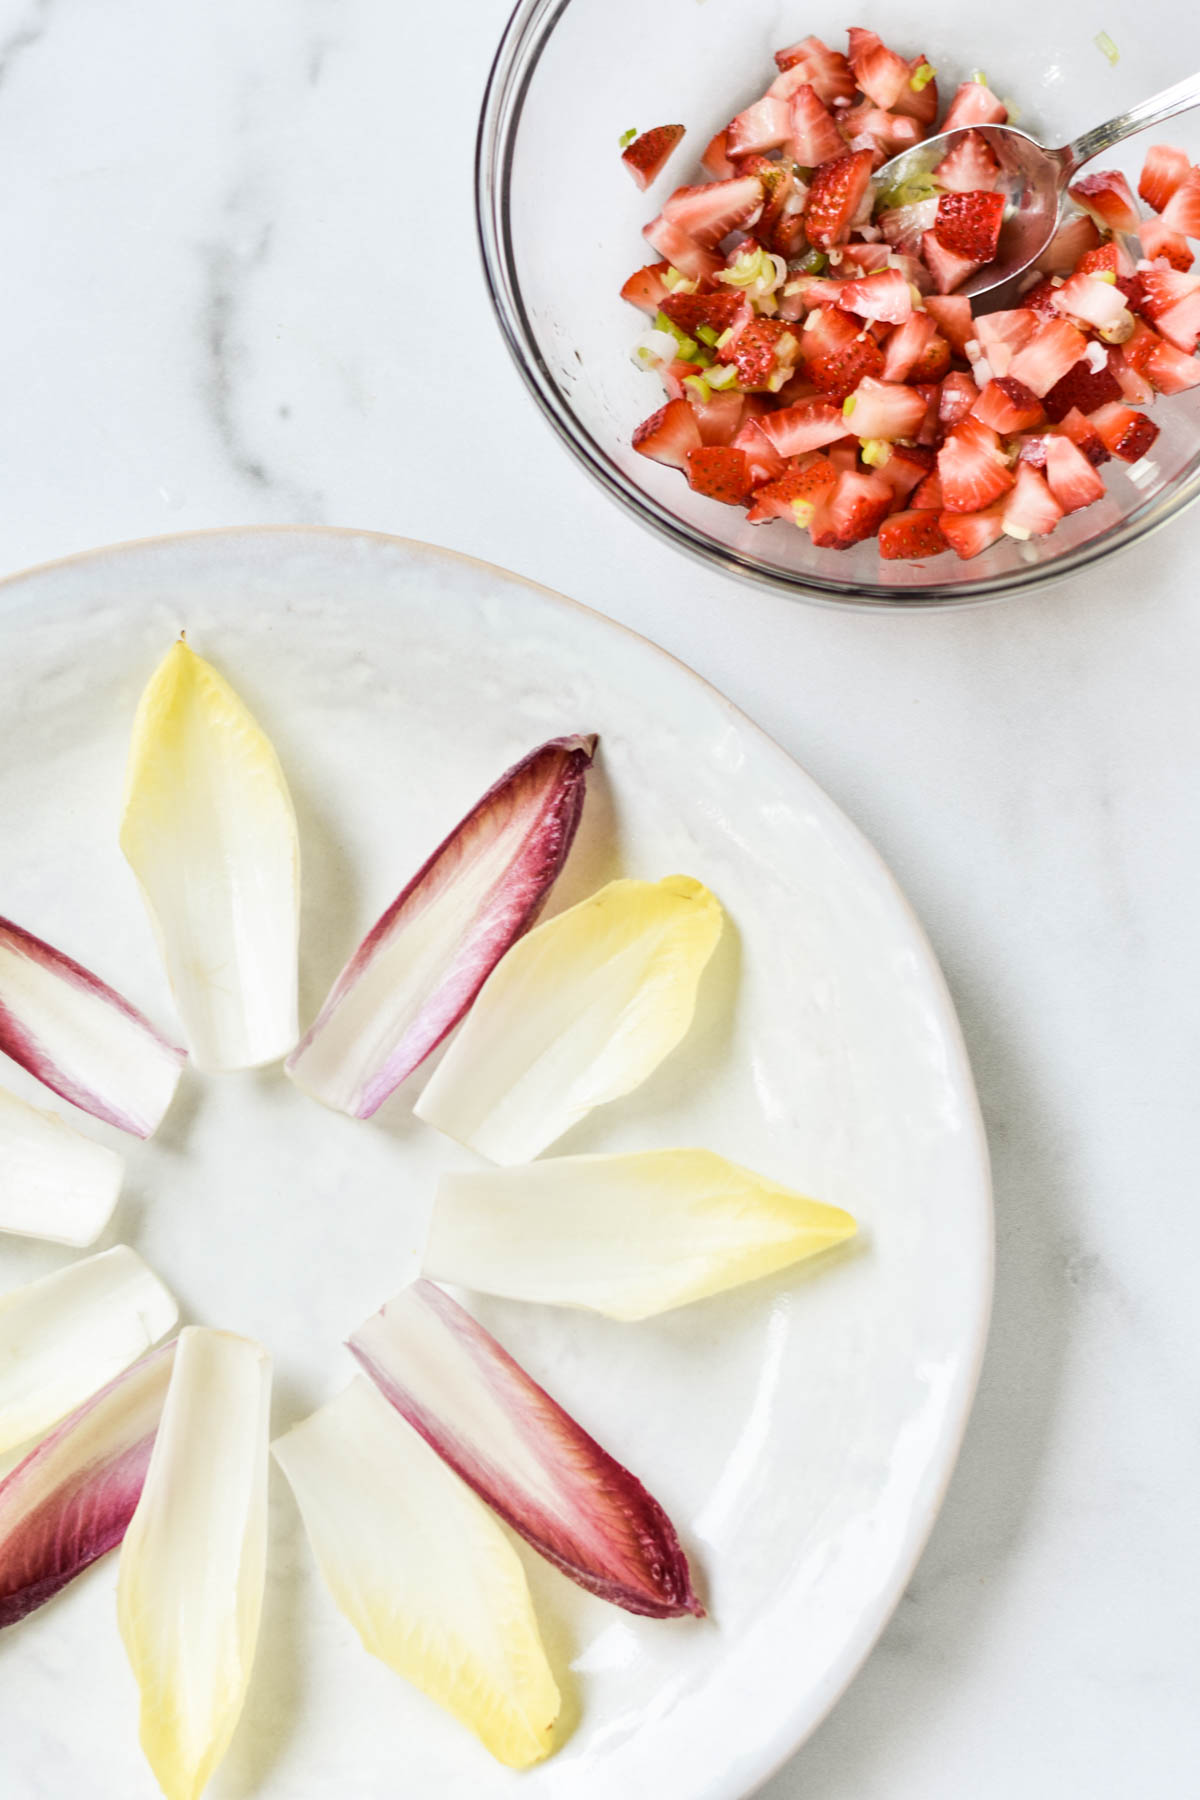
left=120, top=638, right=300, bottom=1071
left=414, top=875, right=723, bottom=1163
left=118, top=1327, right=271, bottom=1800
left=273, top=1377, right=560, bottom=1770
left=426, top=1148, right=858, bottom=1320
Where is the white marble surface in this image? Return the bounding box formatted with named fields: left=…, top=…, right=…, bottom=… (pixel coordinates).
left=0, top=2, right=1196, bottom=1797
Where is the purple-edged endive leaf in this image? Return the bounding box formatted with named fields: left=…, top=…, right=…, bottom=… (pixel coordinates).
left=0, top=1246, right=178, bottom=1455
left=0, top=916, right=184, bottom=1138
left=286, top=734, right=596, bottom=1118
left=0, top=1086, right=124, bottom=1246
left=0, top=1341, right=175, bottom=1628
left=349, top=1280, right=703, bottom=1620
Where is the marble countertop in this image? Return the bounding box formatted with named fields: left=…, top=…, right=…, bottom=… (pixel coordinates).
left=0, top=2, right=1196, bottom=1796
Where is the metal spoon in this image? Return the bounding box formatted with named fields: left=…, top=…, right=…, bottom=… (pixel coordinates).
left=875, top=69, right=1200, bottom=302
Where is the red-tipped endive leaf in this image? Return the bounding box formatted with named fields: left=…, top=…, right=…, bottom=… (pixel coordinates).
left=0, top=917, right=184, bottom=1138
left=0, top=1342, right=174, bottom=1628
left=286, top=735, right=596, bottom=1118
left=349, top=1280, right=703, bottom=1620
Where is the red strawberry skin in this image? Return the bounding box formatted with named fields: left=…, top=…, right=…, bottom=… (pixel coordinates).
left=1089, top=403, right=1160, bottom=463
left=622, top=125, right=686, bottom=191
left=1067, top=170, right=1141, bottom=234
left=1042, top=359, right=1123, bottom=423
left=934, top=191, right=1006, bottom=261
left=971, top=377, right=1046, bottom=434
left=878, top=509, right=948, bottom=559
left=620, top=262, right=672, bottom=315
left=801, top=308, right=886, bottom=399
left=805, top=150, right=875, bottom=249
left=658, top=290, right=745, bottom=335
left=632, top=398, right=703, bottom=471
left=1139, top=144, right=1190, bottom=213
left=809, top=468, right=893, bottom=548
left=939, top=502, right=1007, bottom=559
left=685, top=445, right=753, bottom=505
left=717, top=317, right=797, bottom=389
left=746, top=456, right=838, bottom=523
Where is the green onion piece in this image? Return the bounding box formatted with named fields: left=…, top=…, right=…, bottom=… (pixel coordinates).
left=675, top=334, right=699, bottom=361
left=619, top=127, right=638, bottom=148
left=683, top=375, right=711, bottom=402
left=692, top=346, right=714, bottom=368
left=1095, top=269, right=1118, bottom=284
left=910, top=61, right=937, bottom=92
left=860, top=439, right=893, bottom=468
left=842, top=395, right=858, bottom=418
left=706, top=364, right=739, bottom=391
left=696, top=324, right=720, bottom=346
left=972, top=68, right=988, bottom=85
left=1095, top=31, right=1119, bottom=64
left=791, top=500, right=815, bottom=529
left=715, top=326, right=735, bottom=349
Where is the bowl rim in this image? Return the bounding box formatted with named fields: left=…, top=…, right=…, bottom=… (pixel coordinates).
left=474, top=0, right=1200, bottom=610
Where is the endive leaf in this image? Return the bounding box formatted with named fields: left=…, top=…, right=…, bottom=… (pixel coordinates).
left=0, top=915, right=184, bottom=1137
left=0, top=1086, right=123, bottom=1246
left=118, top=1327, right=271, bottom=1800
left=350, top=1280, right=702, bottom=1619
left=287, top=733, right=595, bottom=1118
left=0, top=1246, right=177, bottom=1455
left=425, top=1149, right=859, bottom=1321
left=274, top=1377, right=560, bottom=1770
left=0, top=1342, right=174, bottom=1627
left=414, top=875, right=723, bottom=1164
left=120, top=638, right=300, bottom=1072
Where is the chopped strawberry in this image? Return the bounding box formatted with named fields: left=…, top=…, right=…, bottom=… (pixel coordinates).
left=837, top=267, right=914, bottom=325
left=846, top=27, right=910, bottom=108
left=1002, top=462, right=1063, bottom=537
left=809, top=467, right=893, bottom=547
left=731, top=418, right=786, bottom=484
left=1073, top=242, right=1123, bottom=277
left=1058, top=407, right=1110, bottom=465
left=939, top=501, right=1008, bottom=558
left=1007, top=318, right=1089, bottom=397
left=837, top=242, right=894, bottom=276
left=841, top=105, right=923, bottom=167
left=1043, top=435, right=1107, bottom=512
left=921, top=230, right=983, bottom=295
left=910, top=329, right=952, bottom=383
left=759, top=397, right=848, bottom=456
left=892, top=54, right=940, bottom=127
left=1140, top=144, right=1191, bottom=213
left=660, top=359, right=707, bottom=400
left=941, top=79, right=1008, bottom=131
left=1050, top=270, right=1133, bottom=332
left=663, top=175, right=765, bottom=247
left=971, top=376, right=1045, bottom=434
left=872, top=444, right=934, bottom=507
left=845, top=375, right=928, bottom=440
left=1039, top=213, right=1103, bottom=275
left=911, top=469, right=944, bottom=508
left=745, top=456, right=838, bottom=523
left=622, top=124, right=686, bottom=190
left=1157, top=291, right=1200, bottom=353
left=1139, top=333, right=1200, bottom=394
left=1016, top=433, right=1050, bottom=469
left=632, top=398, right=703, bottom=470
left=658, top=289, right=744, bottom=335
left=938, top=415, right=1015, bottom=513
left=1089, top=401, right=1160, bottom=462
left=772, top=35, right=857, bottom=105
left=1108, top=334, right=1154, bottom=406
left=788, top=84, right=847, bottom=166
left=1042, top=356, right=1122, bottom=422
left=934, top=131, right=1001, bottom=194
left=827, top=439, right=861, bottom=472
left=642, top=215, right=723, bottom=282
left=751, top=159, right=810, bottom=256
left=879, top=197, right=940, bottom=254
left=1130, top=270, right=1200, bottom=349
left=973, top=308, right=1039, bottom=377
left=939, top=371, right=980, bottom=429
left=913, top=383, right=942, bottom=446
left=1161, top=167, right=1200, bottom=239
left=878, top=509, right=948, bottom=558
left=935, top=190, right=1006, bottom=262
left=881, top=311, right=938, bottom=380
left=620, top=262, right=673, bottom=315
left=801, top=304, right=886, bottom=397
left=686, top=445, right=753, bottom=504
left=1139, top=216, right=1194, bottom=271
left=923, top=294, right=976, bottom=354
left=1019, top=276, right=1063, bottom=316
left=717, top=316, right=799, bottom=389
left=726, top=96, right=792, bottom=158
left=805, top=149, right=875, bottom=249
left=701, top=130, right=735, bottom=179
left=1067, top=170, right=1140, bottom=234
left=691, top=390, right=748, bottom=445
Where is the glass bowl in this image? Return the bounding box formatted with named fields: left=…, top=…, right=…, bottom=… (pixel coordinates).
left=476, top=0, right=1200, bottom=607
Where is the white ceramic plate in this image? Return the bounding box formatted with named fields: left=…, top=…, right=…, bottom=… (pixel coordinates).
left=0, top=529, right=991, bottom=1800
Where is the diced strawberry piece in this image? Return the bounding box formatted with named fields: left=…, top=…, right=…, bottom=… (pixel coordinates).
left=1134, top=330, right=1200, bottom=395
left=620, top=262, right=672, bottom=315
left=837, top=243, right=894, bottom=276
left=973, top=309, right=1039, bottom=377
left=1001, top=462, right=1063, bottom=537
left=1073, top=242, right=1121, bottom=276
left=826, top=439, right=861, bottom=472
left=892, top=55, right=940, bottom=126
left=685, top=445, right=753, bottom=504
left=1139, top=216, right=1194, bottom=270
left=1050, top=270, right=1133, bottom=331
left=1017, top=434, right=1050, bottom=469
left=622, top=124, right=686, bottom=190
left=801, top=309, right=886, bottom=399
left=939, top=501, right=1008, bottom=558
left=845, top=375, right=928, bottom=441
left=1007, top=318, right=1089, bottom=397
left=658, top=290, right=744, bottom=335
left=759, top=397, right=848, bottom=456
left=691, top=390, right=748, bottom=445
left=878, top=508, right=948, bottom=558
left=921, top=230, right=983, bottom=296
left=726, top=96, right=792, bottom=158
left=846, top=28, right=911, bottom=109
left=971, top=376, right=1046, bottom=433
left=745, top=455, right=838, bottom=523
left=701, top=130, right=735, bottom=179
left=1043, top=434, right=1107, bottom=512
left=1042, top=356, right=1122, bottom=422
left=879, top=197, right=940, bottom=254
left=837, top=267, right=914, bottom=325
left=772, top=36, right=857, bottom=105
left=938, top=414, right=1015, bottom=512
left=663, top=175, right=765, bottom=248
left=1040, top=213, right=1103, bottom=276
left=642, top=216, right=723, bottom=282
left=939, top=371, right=980, bottom=428
left=1139, top=144, right=1190, bottom=213
left=717, top=316, right=799, bottom=389
left=840, top=104, right=922, bottom=168
left=911, top=332, right=952, bottom=383
left=660, top=359, right=706, bottom=400
left=1019, top=276, right=1062, bottom=316
left=746, top=158, right=808, bottom=256
left=1058, top=407, right=1110, bottom=465
left=788, top=84, right=847, bottom=166
left=1067, top=170, right=1140, bottom=234
left=935, top=190, right=1006, bottom=262
left=731, top=418, right=786, bottom=484
left=809, top=467, right=893, bottom=547
left=1108, top=335, right=1154, bottom=405
left=881, top=311, right=939, bottom=380
left=934, top=131, right=1001, bottom=194
left=632, top=398, right=703, bottom=470
left=1089, top=401, right=1160, bottom=462
left=911, top=469, right=944, bottom=508
left=1161, top=167, right=1200, bottom=239
left=872, top=444, right=934, bottom=507
left=1144, top=279, right=1200, bottom=351
left=941, top=80, right=1008, bottom=131
left=805, top=149, right=875, bottom=248
left=923, top=294, right=976, bottom=354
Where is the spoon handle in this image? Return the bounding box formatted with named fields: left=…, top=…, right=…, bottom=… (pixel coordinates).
left=1062, top=69, right=1200, bottom=172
